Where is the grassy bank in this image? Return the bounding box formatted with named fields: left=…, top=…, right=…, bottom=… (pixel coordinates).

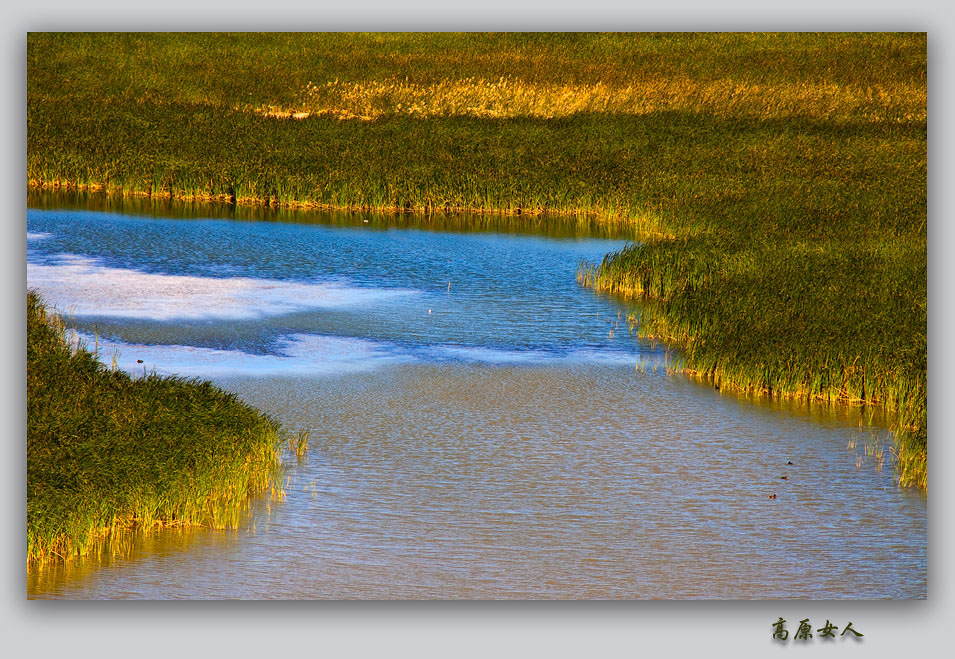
left=26, top=32, right=926, bottom=487
left=580, top=233, right=926, bottom=488
left=27, top=291, right=283, bottom=567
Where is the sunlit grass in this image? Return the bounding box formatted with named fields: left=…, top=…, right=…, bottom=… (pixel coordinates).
left=286, top=428, right=310, bottom=460
left=580, top=232, right=927, bottom=489
left=26, top=32, right=927, bottom=488
left=258, top=75, right=925, bottom=122
left=27, top=291, right=284, bottom=567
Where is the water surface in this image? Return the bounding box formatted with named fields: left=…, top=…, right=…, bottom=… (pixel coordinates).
left=26, top=202, right=927, bottom=599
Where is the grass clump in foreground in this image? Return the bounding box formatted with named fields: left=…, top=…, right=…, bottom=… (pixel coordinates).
left=27, top=291, right=282, bottom=567
left=27, top=33, right=926, bottom=487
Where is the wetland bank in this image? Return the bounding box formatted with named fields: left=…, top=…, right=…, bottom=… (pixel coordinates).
left=26, top=33, right=927, bottom=597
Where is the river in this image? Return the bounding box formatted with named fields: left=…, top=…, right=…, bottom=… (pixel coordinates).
left=26, top=198, right=927, bottom=599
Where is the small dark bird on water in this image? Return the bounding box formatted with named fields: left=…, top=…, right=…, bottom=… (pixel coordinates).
left=780, top=475, right=788, bottom=480
left=137, top=359, right=143, bottom=363
left=769, top=493, right=777, bottom=499
left=787, top=461, right=794, bottom=465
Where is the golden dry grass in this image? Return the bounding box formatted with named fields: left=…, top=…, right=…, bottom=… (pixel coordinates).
left=246, top=75, right=926, bottom=122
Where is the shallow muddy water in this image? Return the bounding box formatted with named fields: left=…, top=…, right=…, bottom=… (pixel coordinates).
left=26, top=202, right=926, bottom=599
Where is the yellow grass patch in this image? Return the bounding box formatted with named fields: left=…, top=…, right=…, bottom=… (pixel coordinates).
left=248, top=76, right=925, bottom=123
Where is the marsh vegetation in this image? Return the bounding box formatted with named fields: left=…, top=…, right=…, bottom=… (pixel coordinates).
left=26, top=31, right=926, bottom=499
left=27, top=291, right=283, bottom=567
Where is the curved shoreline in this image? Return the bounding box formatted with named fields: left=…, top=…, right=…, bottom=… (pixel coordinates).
left=26, top=32, right=927, bottom=489
left=26, top=291, right=284, bottom=568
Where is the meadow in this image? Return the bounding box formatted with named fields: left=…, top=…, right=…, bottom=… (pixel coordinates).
left=27, top=291, right=283, bottom=566
left=26, top=32, right=927, bottom=487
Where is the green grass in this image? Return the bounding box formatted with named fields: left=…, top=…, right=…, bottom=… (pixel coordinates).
left=27, top=291, right=283, bottom=567
left=580, top=233, right=926, bottom=488
left=26, top=32, right=926, bottom=487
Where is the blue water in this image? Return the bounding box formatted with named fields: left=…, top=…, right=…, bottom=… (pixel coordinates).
left=26, top=206, right=927, bottom=600
left=27, top=209, right=646, bottom=372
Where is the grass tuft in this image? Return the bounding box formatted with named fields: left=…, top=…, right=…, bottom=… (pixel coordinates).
left=27, top=291, right=284, bottom=567
left=286, top=428, right=310, bottom=460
